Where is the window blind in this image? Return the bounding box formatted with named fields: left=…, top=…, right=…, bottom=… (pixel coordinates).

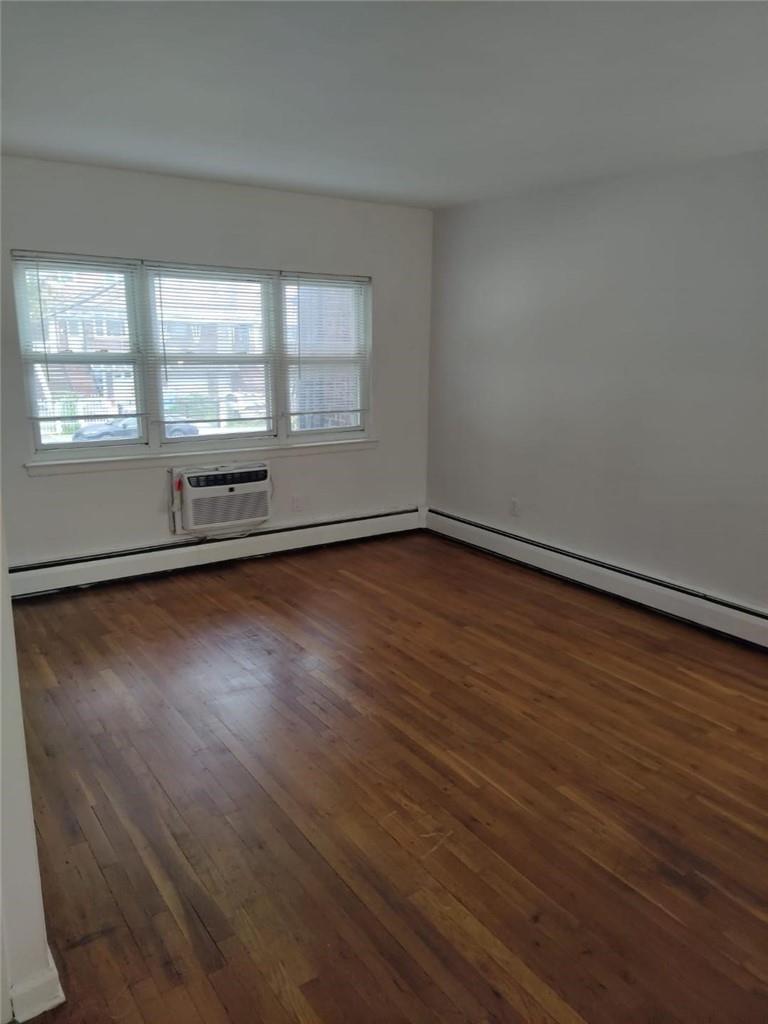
left=12, top=252, right=372, bottom=452
left=13, top=255, right=145, bottom=448
left=281, top=275, right=370, bottom=432
left=147, top=266, right=278, bottom=441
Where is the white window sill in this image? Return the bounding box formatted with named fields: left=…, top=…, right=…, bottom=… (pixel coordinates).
left=24, top=437, right=379, bottom=476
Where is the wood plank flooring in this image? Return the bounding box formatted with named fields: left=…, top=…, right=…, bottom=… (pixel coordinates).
left=13, top=532, right=768, bottom=1024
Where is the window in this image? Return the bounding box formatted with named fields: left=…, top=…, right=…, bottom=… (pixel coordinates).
left=283, top=277, right=369, bottom=433
left=14, top=259, right=144, bottom=448
left=149, top=267, right=276, bottom=442
left=13, top=253, right=371, bottom=454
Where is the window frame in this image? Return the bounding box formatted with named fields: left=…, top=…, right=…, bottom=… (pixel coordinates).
left=14, top=255, right=149, bottom=453
left=12, top=252, right=373, bottom=460
left=281, top=274, right=372, bottom=440
left=146, top=263, right=281, bottom=447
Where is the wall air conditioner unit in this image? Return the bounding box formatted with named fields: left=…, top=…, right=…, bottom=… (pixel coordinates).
left=170, top=464, right=271, bottom=536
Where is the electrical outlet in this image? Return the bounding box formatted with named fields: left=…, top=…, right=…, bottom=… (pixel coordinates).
left=291, top=495, right=309, bottom=514
left=509, top=499, right=521, bottom=518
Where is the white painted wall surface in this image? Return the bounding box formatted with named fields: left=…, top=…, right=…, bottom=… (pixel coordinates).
left=1, top=524, right=64, bottom=1020
left=1, top=157, right=432, bottom=566
left=429, top=152, right=768, bottom=613
left=1, top=947, right=10, bottom=1024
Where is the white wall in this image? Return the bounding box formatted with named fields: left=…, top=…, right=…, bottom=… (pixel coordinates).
left=429, top=152, right=768, bottom=615
left=1, top=523, right=64, bottom=1020
left=2, top=942, right=10, bottom=1024
left=1, top=157, right=432, bottom=566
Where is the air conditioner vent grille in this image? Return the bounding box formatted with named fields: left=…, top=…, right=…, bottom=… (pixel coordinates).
left=189, top=490, right=269, bottom=529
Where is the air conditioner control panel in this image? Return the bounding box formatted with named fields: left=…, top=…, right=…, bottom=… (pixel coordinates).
left=187, top=468, right=268, bottom=487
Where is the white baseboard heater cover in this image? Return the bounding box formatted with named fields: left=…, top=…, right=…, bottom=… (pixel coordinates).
left=427, top=509, right=768, bottom=648
left=9, top=509, right=421, bottom=597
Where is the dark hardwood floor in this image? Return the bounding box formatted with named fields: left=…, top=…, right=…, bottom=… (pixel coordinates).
left=13, top=532, right=768, bottom=1024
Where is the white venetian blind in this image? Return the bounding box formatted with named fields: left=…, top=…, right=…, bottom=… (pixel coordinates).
left=147, top=266, right=278, bottom=441
left=12, top=253, right=374, bottom=452
left=281, top=275, right=370, bottom=433
left=13, top=255, right=144, bottom=448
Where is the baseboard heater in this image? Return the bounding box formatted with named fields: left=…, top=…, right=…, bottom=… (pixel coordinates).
left=9, top=508, right=420, bottom=598
left=427, top=509, right=768, bottom=648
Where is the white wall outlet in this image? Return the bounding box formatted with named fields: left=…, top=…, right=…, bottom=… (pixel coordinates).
left=509, top=499, right=521, bottom=518
left=291, top=495, right=309, bottom=514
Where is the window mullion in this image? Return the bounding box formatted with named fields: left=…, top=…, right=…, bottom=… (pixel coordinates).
left=273, top=277, right=289, bottom=442
left=135, top=265, right=161, bottom=450
left=22, top=351, right=139, bottom=366
left=283, top=355, right=363, bottom=367
left=151, top=354, right=270, bottom=366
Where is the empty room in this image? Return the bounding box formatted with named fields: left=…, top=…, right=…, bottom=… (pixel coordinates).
left=1, top=2, right=766, bottom=1022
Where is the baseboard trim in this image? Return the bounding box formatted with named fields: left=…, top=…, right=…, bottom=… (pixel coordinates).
left=10, top=949, right=64, bottom=1023
left=426, top=509, right=768, bottom=648
left=10, top=509, right=420, bottom=597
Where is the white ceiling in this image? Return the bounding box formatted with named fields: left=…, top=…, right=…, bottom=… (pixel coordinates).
left=2, top=2, right=767, bottom=207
